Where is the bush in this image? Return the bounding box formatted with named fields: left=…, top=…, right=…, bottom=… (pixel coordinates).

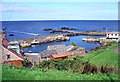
left=22, top=60, right=33, bottom=68
left=71, top=42, right=77, bottom=46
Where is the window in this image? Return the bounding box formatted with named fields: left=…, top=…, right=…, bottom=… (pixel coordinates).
left=6, top=54, right=10, bottom=60
left=115, top=34, right=117, bottom=36
left=111, top=34, right=113, bottom=36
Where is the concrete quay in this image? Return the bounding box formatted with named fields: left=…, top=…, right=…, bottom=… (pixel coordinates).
left=82, top=38, right=100, bottom=42
left=17, top=34, right=70, bottom=48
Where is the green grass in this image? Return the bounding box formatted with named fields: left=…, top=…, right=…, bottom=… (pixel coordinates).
left=2, top=65, right=118, bottom=80
left=2, top=42, right=119, bottom=80
left=77, top=42, right=118, bottom=67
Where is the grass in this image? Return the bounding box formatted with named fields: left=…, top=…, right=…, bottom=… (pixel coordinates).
left=76, top=42, right=118, bottom=67
left=2, top=65, right=118, bottom=80
left=2, top=42, right=119, bottom=80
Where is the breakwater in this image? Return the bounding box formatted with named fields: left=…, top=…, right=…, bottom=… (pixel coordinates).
left=63, top=31, right=106, bottom=36
left=82, top=38, right=100, bottom=42
left=17, top=31, right=105, bottom=43
left=17, top=34, right=70, bottom=48
left=16, top=31, right=106, bottom=48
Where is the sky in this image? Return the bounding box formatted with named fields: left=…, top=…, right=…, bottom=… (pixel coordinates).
left=1, top=0, right=119, bottom=21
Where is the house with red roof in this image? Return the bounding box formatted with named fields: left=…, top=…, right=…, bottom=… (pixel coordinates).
left=1, top=31, right=23, bottom=67
left=50, top=52, right=73, bottom=60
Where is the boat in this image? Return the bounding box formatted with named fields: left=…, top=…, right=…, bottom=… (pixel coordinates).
left=21, top=43, right=31, bottom=48
left=31, top=39, right=40, bottom=45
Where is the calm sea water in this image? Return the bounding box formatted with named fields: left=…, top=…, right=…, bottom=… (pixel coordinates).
left=2, top=20, right=118, bottom=52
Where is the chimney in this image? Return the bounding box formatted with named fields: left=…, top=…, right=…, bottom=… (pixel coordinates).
left=1, top=28, right=6, bottom=40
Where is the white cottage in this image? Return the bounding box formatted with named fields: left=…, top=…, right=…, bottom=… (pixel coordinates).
left=106, top=32, right=119, bottom=39
left=106, top=32, right=120, bottom=42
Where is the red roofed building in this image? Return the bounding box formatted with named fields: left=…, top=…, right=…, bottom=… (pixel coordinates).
left=1, top=31, right=23, bottom=67
left=2, top=44, right=23, bottom=67
left=50, top=52, right=73, bottom=60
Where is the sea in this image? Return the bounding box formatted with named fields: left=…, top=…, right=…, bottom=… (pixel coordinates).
left=2, top=20, right=118, bottom=52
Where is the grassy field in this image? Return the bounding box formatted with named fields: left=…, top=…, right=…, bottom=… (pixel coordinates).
left=76, top=42, right=119, bottom=67
left=2, top=65, right=118, bottom=80
left=2, top=42, right=119, bottom=80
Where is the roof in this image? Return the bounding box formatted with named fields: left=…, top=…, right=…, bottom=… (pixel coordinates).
left=2, top=39, right=9, bottom=47
left=23, top=53, right=40, bottom=64
left=106, top=32, right=120, bottom=34
left=51, top=52, right=73, bottom=58
left=47, top=44, right=67, bottom=54
left=66, top=45, right=78, bottom=51
left=2, top=46, right=23, bottom=61
left=41, top=44, right=85, bottom=58
left=2, top=39, right=23, bottom=61
left=40, top=50, right=57, bottom=58
left=25, top=54, right=40, bottom=64
left=25, top=53, right=40, bottom=56
left=47, top=44, right=66, bottom=50
left=8, top=41, right=19, bottom=45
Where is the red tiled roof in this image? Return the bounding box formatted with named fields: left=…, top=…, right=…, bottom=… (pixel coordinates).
left=51, top=52, right=73, bottom=58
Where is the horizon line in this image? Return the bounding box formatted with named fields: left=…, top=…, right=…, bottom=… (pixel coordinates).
left=1, top=19, right=119, bottom=22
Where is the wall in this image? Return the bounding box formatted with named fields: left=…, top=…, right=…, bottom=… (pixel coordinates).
left=2, top=46, right=23, bottom=62
left=106, top=33, right=119, bottom=39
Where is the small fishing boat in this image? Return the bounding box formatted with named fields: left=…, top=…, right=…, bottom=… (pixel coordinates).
left=31, top=39, right=40, bottom=45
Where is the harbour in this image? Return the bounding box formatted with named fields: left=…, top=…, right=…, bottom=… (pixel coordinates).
left=16, top=31, right=105, bottom=48
left=1, top=20, right=119, bottom=61
left=1, top=1, right=120, bottom=80
left=2, top=20, right=118, bottom=53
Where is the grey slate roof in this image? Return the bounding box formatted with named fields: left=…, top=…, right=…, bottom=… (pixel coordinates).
left=40, top=50, right=57, bottom=58
left=47, top=44, right=66, bottom=50
left=47, top=44, right=67, bottom=54
left=40, top=44, right=85, bottom=58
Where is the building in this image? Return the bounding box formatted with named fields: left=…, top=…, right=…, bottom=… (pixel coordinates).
left=2, top=46, right=23, bottom=67
left=24, top=53, right=41, bottom=66
left=106, top=32, right=119, bottom=39
left=70, top=47, right=86, bottom=56
left=47, top=44, right=67, bottom=53
left=2, top=30, right=23, bottom=67
left=40, top=44, right=86, bottom=60
left=40, top=50, right=57, bottom=61
left=106, top=32, right=120, bottom=42
left=40, top=44, right=71, bottom=61
left=50, top=52, right=73, bottom=60
left=8, top=41, right=21, bottom=54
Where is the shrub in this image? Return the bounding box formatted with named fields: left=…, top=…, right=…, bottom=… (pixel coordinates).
left=71, top=42, right=77, bottom=46
left=22, top=60, right=33, bottom=68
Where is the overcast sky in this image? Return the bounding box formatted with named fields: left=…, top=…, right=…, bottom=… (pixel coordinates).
left=1, top=0, right=119, bottom=21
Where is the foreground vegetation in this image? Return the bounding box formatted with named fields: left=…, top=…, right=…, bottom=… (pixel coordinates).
left=2, top=42, right=119, bottom=80
left=2, top=65, right=118, bottom=80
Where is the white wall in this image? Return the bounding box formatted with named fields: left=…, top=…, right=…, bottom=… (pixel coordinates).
left=106, top=33, right=119, bottom=39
